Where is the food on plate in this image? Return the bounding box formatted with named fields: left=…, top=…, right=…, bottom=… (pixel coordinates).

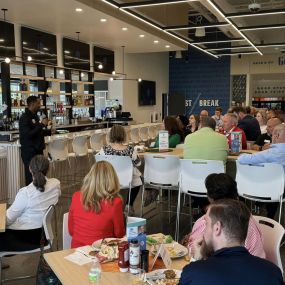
left=88, top=250, right=98, bottom=257
left=146, top=234, right=173, bottom=245
left=155, top=279, right=179, bottom=285
left=93, top=238, right=121, bottom=263
left=164, top=270, right=176, bottom=279
left=105, top=239, right=121, bottom=246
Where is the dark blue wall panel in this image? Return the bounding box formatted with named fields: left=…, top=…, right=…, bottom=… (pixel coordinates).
left=169, top=48, right=231, bottom=117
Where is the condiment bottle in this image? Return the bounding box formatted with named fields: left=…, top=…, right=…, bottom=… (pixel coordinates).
left=129, top=239, right=140, bottom=274
left=118, top=241, right=129, bottom=272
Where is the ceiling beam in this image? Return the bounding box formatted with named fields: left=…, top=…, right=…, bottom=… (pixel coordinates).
left=240, top=23, right=285, bottom=32
left=227, top=8, right=285, bottom=19
left=164, top=22, right=229, bottom=31
left=119, top=0, right=198, bottom=9
left=256, top=42, right=285, bottom=48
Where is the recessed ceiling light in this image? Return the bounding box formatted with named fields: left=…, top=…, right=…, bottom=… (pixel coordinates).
left=27, top=56, right=32, bottom=61
left=122, top=27, right=128, bottom=31
left=100, top=18, right=107, bottom=22
left=98, top=64, right=103, bottom=69
left=43, top=47, right=49, bottom=51
left=165, top=45, right=170, bottom=48
left=154, top=40, right=159, bottom=44
left=81, top=72, right=85, bottom=77
left=139, top=34, right=145, bottom=38
left=23, top=41, right=27, bottom=45
left=59, top=69, right=64, bottom=75
left=0, top=39, right=4, bottom=42
left=64, top=50, right=70, bottom=54
left=75, top=8, right=83, bottom=12
left=5, top=57, right=10, bottom=64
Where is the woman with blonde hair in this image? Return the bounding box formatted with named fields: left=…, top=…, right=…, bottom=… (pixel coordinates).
left=68, top=161, right=125, bottom=248
left=256, top=110, right=267, bottom=134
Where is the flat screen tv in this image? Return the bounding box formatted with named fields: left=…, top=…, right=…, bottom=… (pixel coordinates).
left=0, top=21, right=15, bottom=59
left=94, top=46, right=114, bottom=74
left=21, top=27, right=57, bottom=65
left=138, top=80, right=156, bottom=106
left=63, top=38, right=90, bottom=70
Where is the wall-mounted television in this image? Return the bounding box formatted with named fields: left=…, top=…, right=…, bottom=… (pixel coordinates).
left=0, top=21, right=15, bottom=59
left=63, top=38, right=90, bottom=70
left=138, top=80, right=156, bottom=106
left=21, top=27, right=57, bottom=65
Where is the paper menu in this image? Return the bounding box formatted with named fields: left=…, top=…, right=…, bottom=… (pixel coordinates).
left=159, top=131, right=169, bottom=151
left=150, top=244, right=172, bottom=270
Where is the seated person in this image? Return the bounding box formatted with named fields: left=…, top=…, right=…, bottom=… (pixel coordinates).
left=68, top=161, right=125, bottom=248
left=252, top=117, right=282, bottom=151
left=222, top=113, right=247, bottom=150
left=183, top=173, right=265, bottom=258
left=211, top=107, right=223, bottom=128
left=154, top=116, right=182, bottom=148
left=98, top=125, right=142, bottom=215
left=179, top=200, right=283, bottom=285
left=0, top=155, right=61, bottom=251
left=187, top=114, right=199, bottom=134
left=176, top=114, right=190, bottom=138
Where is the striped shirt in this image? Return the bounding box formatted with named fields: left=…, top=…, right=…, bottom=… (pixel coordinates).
left=187, top=215, right=266, bottom=259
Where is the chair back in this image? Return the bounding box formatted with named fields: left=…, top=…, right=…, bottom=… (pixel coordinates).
left=253, top=215, right=285, bottom=273
left=48, top=139, right=69, bottom=161
left=95, top=154, right=133, bottom=189
left=144, top=154, right=180, bottom=187
left=236, top=162, right=285, bottom=202
left=63, top=212, right=72, bottom=250
left=180, top=159, right=225, bottom=197
left=90, top=133, right=104, bottom=152
left=139, top=127, right=149, bottom=142
left=72, top=135, right=88, bottom=156
left=148, top=125, right=157, bottom=140
left=42, top=205, right=55, bottom=248
left=130, top=128, right=140, bottom=144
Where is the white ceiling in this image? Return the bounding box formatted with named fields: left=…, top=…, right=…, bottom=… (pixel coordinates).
left=0, top=0, right=184, bottom=53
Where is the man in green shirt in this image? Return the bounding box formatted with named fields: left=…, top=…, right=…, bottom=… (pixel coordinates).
left=184, top=116, right=229, bottom=164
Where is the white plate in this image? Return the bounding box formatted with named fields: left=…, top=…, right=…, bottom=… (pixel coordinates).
left=150, top=242, right=188, bottom=259
left=92, top=237, right=126, bottom=250
left=146, top=269, right=181, bottom=285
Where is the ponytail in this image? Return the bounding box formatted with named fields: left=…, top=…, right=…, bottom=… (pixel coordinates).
left=29, top=155, right=49, bottom=192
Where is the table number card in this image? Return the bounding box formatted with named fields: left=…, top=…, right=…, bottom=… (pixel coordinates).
left=160, top=244, right=172, bottom=269
left=159, top=131, right=169, bottom=151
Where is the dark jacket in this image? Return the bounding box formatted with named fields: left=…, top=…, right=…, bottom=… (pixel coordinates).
left=19, top=109, right=50, bottom=152
left=254, top=133, right=272, bottom=147
left=179, top=247, right=284, bottom=285
left=238, top=115, right=261, bottom=141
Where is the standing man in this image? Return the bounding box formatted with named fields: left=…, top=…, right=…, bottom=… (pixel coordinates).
left=19, top=96, right=51, bottom=185
left=232, top=106, right=261, bottom=141
left=179, top=200, right=283, bottom=285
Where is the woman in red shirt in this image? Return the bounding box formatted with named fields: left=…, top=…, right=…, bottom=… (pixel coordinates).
left=68, top=161, right=125, bottom=248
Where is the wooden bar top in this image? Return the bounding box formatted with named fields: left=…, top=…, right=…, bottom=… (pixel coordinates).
left=44, top=248, right=188, bottom=285
left=0, top=203, right=7, bottom=232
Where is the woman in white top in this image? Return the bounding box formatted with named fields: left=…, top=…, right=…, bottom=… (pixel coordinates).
left=0, top=155, right=61, bottom=251
left=256, top=110, right=268, bottom=134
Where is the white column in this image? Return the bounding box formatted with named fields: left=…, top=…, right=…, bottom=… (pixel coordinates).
left=246, top=73, right=251, bottom=106
left=14, top=23, right=22, bottom=61
left=56, top=34, right=63, bottom=67
left=90, top=43, right=94, bottom=72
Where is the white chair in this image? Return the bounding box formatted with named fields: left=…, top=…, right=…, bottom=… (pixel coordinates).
left=176, top=159, right=225, bottom=240
left=63, top=213, right=72, bottom=250
left=253, top=215, right=285, bottom=273
left=130, top=128, right=140, bottom=145
left=148, top=125, right=158, bottom=140
left=95, top=154, right=133, bottom=216
left=72, top=135, right=89, bottom=157
left=141, top=154, right=180, bottom=233
left=0, top=205, right=55, bottom=283
left=139, top=126, right=149, bottom=143
left=89, top=133, right=105, bottom=153
left=236, top=162, right=285, bottom=223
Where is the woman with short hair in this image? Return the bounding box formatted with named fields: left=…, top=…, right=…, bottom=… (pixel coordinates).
left=68, top=161, right=125, bottom=248
left=0, top=155, right=60, bottom=251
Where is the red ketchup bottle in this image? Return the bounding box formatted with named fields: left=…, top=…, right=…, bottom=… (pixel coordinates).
left=118, top=241, right=129, bottom=273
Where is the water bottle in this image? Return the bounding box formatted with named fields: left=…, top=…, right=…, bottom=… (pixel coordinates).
left=89, top=259, right=101, bottom=285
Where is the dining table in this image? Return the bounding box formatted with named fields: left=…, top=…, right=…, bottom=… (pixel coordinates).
left=44, top=247, right=189, bottom=285
left=0, top=203, right=6, bottom=232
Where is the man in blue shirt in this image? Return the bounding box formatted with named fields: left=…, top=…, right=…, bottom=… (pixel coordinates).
left=179, top=200, right=283, bottom=285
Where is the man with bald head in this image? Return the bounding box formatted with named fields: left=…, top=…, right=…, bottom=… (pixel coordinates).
left=200, top=110, right=209, bottom=121
left=238, top=124, right=285, bottom=218
left=252, top=117, right=282, bottom=151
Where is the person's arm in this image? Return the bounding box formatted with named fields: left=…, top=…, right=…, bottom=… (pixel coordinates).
left=187, top=216, right=206, bottom=253
left=112, top=198, right=125, bottom=238
left=238, top=148, right=272, bottom=165
left=19, top=115, right=44, bottom=139
left=6, top=189, right=28, bottom=226
left=169, top=134, right=181, bottom=148
left=68, top=194, right=76, bottom=236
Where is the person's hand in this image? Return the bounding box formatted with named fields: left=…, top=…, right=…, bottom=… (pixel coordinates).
left=192, top=237, right=204, bottom=260
left=251, top=144, right=260, bottom=151
left=262, top=143, right=271, bottom=150
left=41, top=118, right=48, bottom=126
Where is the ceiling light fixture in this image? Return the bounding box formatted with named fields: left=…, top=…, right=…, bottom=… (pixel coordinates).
left=23, top=41, right=27, bottom=45
left=208, top=46, right=254, bottom=51
left=81, top=72, right=85, bottom=77
left=217, top=51, right=259, bottom=56
left=139, top=34, right=145, bottom=38
left=227, top=9, right=285, bottom=19
left=101, top=0, right=119, bottom=8
left=165, top=45, right=170, bottom=48
left=240, top=24, right=285, bottom=32
left=122, top=27, right=128, bottom=31
left=195, top=27, right=206, bottom=37
left=154, top=40, right=159, bottom=44
left=4, top=57, right=10, bottom=64
left=256, top=43, right=285, bottom=48
left=100, top=18, right=107, bottom=22
left=27, top=56, right=32, bottom=61
left=120, top=0, right=197, bottom=9
left=75, top=8, right=83, bottom=12
left=98, top=64, right=103, bottom=69
left=165, top=23, right=230, bottom=31
left=192, top=39, right=245, bottom=45
left=0, top=39, right=4, bottom=42
left=206, top=0, right=262, bottom=55
left=59, top=69, right=64, bottom=75
left=43, top=47, right=49, bottom=51
left=64, top=50, right=70, bottom=54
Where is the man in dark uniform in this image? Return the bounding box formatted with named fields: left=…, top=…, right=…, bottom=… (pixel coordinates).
left=19, top=96, right=51, bottom=185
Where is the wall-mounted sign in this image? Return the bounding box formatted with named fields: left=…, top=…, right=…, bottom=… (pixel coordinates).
left=185, top=99, right=219, bottom=107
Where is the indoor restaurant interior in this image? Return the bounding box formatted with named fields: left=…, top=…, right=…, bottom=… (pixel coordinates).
left=0, top=0, right=285, bottom=284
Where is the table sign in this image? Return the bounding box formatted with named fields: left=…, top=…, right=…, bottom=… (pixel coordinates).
left=150, top=244, right=172, bottom=270
left=158, top=131, right=169, bottom=151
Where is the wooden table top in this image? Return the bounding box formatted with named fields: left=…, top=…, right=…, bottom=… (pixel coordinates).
left=44, top=248, right=188, bottom=285
left=0, top=203, right=6, bottom=232
left=139, top=148, right=257, bottom=161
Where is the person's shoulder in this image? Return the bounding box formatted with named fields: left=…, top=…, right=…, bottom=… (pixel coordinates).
left=113, top=196, right=123, bottom=205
